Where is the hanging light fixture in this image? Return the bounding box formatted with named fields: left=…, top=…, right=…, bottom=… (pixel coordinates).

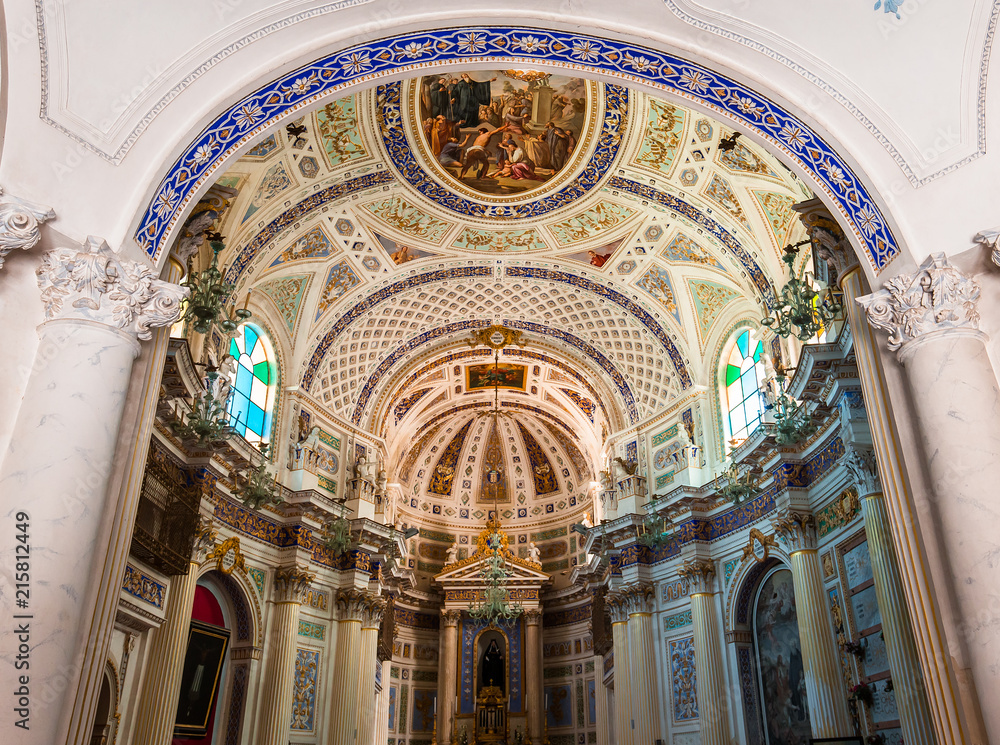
left=179, top=232, right=252, bottom=335
left=235, top=443, right=283, bottom=510
left=170, top=368, right=235, bottom=447
left=761, top=240, right=841, bottom=341
left=717, top=457, right=760, bottom=505
left=636, top=511, right=674, bottom=550
left=321, top=515, right=355, bottom=556
left=467, top=326, right=525, bottom=627
left=766, top=363, right=818, bottom=446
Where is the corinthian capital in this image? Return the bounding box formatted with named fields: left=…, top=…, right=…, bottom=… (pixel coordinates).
left=856, top=253, right=980, bottom=352
left=0, top=187, right=55, bottom=269
left=678, top=559, right=716, bottom=595
left=36, top=236, right=187, bottom=340
left=273, top=565, right=315, bottom=604
left=842, top=443, right=881, bottom=497
left=771, top=509, right=817, bottom=553
left=360, top=595, right=387, bottom=629
left=603, top=590, right=631, bottom=624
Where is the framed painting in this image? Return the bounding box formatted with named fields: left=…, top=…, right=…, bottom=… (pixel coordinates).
left=466, top=363, right=527, bottom=391
left=173, top=621, right=230, bottom=737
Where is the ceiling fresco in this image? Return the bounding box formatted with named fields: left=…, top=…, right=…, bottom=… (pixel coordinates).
left=180, top=73, right=816, bottom=569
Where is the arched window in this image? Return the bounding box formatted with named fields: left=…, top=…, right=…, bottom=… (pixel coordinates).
left=725, top=329, right=765, bottom=444
left=226, top=325, right=274, bottom=446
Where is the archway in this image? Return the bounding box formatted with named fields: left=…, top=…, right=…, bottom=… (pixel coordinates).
left=88, top=665, right=117, bottom=745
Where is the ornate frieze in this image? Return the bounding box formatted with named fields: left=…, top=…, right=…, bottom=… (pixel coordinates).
left=678, top=559, right=716, bottom=595
left=771, top=509, right=818, bottom=553
left=0, top=187, right=55, bottom=269
left=856, top=253, right=981, bottom=352
left=273, top=565, right=315, bottom=604
left=36, top=236, right=187, bottom=340
left=842, top=443, right=881, bottom=498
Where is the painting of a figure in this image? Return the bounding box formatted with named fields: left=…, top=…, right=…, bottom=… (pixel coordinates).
left=467, top=363, right=527, bottom=391
left=372, top=232, right=435, bottom=265
left=754, top=568, right=812, bottom=745
left=563, top=238, right=624, bottom=269
left=417, top=70, right=590, bottom=196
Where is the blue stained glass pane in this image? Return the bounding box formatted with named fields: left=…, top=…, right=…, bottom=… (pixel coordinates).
left=248, top=403, right=264, bottom=435
left=243, top=327, right=258, bottom=353
left=229, top=338, right=240, bottom=357
left=229, top=393, right=250, bottom=432
left=235, top=364, right=252, bottom=395
left=736, top=330, right=749, bottom=358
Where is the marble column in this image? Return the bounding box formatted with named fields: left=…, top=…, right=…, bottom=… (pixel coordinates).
left=0, top=237, right=185, bottom=745
left=593, top=656, right=611, bottom=745
left=844, top=444, right=936, bottom=745
left=356, top=596, right=386, bottom=745
left=437, top=610, right=461, bottom=744
left=678, top=560, right=731, bottom=745
left=329, top=590, right=369, bottom=745
left=523, top=609, right=543, bottom=744
left=858, top=252, right=1000, bottom=741
left=605, top=591, right=633, bottom=745
left=772, top=510, right=853, bottom=737
left=800, top=200, right=972, bottom=743
left=130, top=519, right=217, bottom=744
left=256, top=566, right=314, bottom=745
left=624, top=584, right=659, bottom=745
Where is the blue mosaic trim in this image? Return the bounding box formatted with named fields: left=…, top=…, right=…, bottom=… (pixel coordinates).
left=136, top=27, right=898, bottom=272
left=222, top=171, right=393, bottom=288
left=349, top=319, right=636, bottom=424
left=608, top=176, right=775, bottom=307
left=121, top=564, right=165, bottom=608
left=621, top=435, right=845, bottom=567
left=506, top=266, right=691, bottom=387
left=377, top=80, right=628, bottom=219
left=303, top=267, right=492, bottom=390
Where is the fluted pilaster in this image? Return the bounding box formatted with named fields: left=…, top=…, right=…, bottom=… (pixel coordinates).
left=593, top=655, right=610, bottom=745
left=329, top=590, right=376, bottom=745
left=623, top=584, right=659, bottom=744
left=772, top=511, right=852, bottom=737
left=678, top=560, right=731, bottom=745
left=256, top=565, right=314, bottom=745
left=605, top=592, right=632, bottom=745
left=357, top=596, right=387, bottom=745
left=131, top=519, right=217, bottom=745
left=523, top=609, right=543, bottom=744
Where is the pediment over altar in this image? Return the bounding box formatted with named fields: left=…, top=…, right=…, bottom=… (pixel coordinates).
left=435, top=519, right=550, bottom=607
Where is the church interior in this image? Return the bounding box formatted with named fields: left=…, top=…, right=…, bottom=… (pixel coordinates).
left=2, top=5, right=1000, bottom=745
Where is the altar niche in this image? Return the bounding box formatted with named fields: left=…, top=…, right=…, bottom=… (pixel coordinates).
left=476, top=629, right=509, bottom=695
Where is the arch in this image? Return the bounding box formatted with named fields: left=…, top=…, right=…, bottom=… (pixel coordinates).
left=136, top=26, right=898, bottom=278
left=89, top=662, right=118, bottom=745
left=195, top=564, right=264, bottom=648
left=226, top=322, right=278, bottom=446
left=707, top=318, right=762, bottom=459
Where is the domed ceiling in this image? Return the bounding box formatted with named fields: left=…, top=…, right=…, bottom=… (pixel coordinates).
left=188, top=68, right=812, bottom=586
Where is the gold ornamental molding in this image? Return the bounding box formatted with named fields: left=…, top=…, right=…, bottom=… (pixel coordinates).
left=206, top=536, right=246, bottom=575
left=741, top=528, right=779, bottom=564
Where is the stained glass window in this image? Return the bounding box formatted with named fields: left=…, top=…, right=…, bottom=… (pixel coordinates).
left=725, top=330, right=765, bottom=443
left=226, top=325, right=273, bottom=445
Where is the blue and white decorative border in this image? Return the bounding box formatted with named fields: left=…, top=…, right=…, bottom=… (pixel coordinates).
left=377, top=80, right=629, bottom=219
left=136, top=26, right=899, bottom=272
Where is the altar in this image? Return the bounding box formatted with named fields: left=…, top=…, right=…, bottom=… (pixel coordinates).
left=433, top=520, right=550, bottom=745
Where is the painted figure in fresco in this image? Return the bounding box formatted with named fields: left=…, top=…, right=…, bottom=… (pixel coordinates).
left=480, top=639, right=505, bottom=691
left=459, top=126, right=508, bottom=180
left=587, top=249, right=611, bottom=268
left=390, top=245, right=416, bottom=265
left=452, top=73, right=496, bottom=128
left=438, top=134, right=471, bottom=167
left=544, top=122, right=572, bottom=171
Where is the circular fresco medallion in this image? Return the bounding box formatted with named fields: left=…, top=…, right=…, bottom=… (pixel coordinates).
left=375, top=75, right=628, bottom=222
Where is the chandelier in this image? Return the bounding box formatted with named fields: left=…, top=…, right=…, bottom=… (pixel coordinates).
left=717, top=458, right=760, bottom=505
left=322, top=515, right=355, bottom=556
left=767, top=364, right=818, bottom=446
left=170, top=368, right=235, bottom=447
left=235, top=443, right=283, bottom=510
left=467, top=325, right=525, bottom=627
left=636, top=512, right=674, bottom=550
left=761, top=241, right=841, bottom=341
left=180, top=233, right=252, bottom=335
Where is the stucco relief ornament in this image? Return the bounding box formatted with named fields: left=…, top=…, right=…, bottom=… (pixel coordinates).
left=36, top=237, right=187, bottom=339
left=856, top=253, right=980, bottom=352
left=842, top=443, right=881, bottom=498
left=0, top=186, right=55, bottom=269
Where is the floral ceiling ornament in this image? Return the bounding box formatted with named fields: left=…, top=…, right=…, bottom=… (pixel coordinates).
left=856, top=252, right=981, bottom=352
left=0, top=186, right=55, bottom=269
